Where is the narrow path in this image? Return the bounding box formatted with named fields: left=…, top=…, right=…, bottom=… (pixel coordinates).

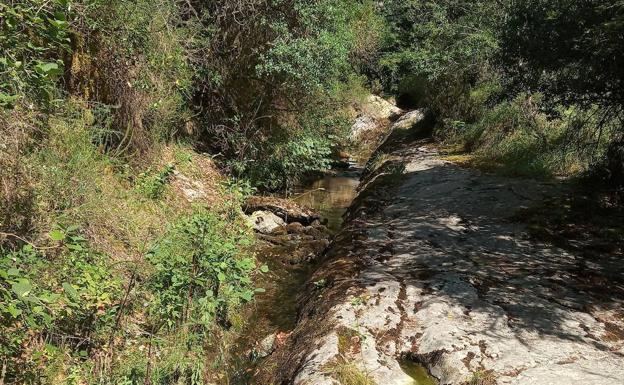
left=267, top=133, right=624, bottom=384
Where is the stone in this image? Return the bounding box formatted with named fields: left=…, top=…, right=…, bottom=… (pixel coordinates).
left=286, top=222, right=305, bottom=234
left=362, top=94, right=403, bottom=121
left=267, top=133, right=624, bottom=385
left=391, top=109, right=426, bottom=131
left=350, top=115, right=378, bottom=140
left=244, top=196, right=320, bottom=225
left=248, top=211, right=285, bottom=234
left=350, top=95, right=403, bottom=140
left=255, top=333, right=277, bottom=359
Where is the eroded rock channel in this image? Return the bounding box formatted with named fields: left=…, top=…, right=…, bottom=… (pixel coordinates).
left=237, top=105, right=624, bottom=385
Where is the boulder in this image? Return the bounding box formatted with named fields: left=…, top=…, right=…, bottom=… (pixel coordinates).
left=244, top=196, right=320, bottom=225
left=350, top=95, right=403, bottom=140
left=247, top=210, right=286, bottom=234
left=391, top=109, right=426, bottom=131
left=362, top=94, right=403, bottom=121
left=350, top=115, right=378, bottom=140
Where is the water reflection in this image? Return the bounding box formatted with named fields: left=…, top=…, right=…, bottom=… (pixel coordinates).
left=292, top=169, right=361, bottom=232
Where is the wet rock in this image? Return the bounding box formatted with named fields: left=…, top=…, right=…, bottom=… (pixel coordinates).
left=244, top=196, right=320, bottom=225
left=303, top=224, right=331, bottom=238
left=248, top=210, right=286, bottom=234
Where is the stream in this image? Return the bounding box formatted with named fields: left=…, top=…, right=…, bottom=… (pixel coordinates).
left=231, top=160, right=436, bottom=384
left=230, top=164, right=361, bottom=383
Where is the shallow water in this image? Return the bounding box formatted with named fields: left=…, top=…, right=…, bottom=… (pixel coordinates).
left=232, top=165, right=437, bottom=384
left=400, top=359, right=438, bottom=385
left=230, top=166, right=361, bottom=383
left=292, top=167, right=361, bottom=232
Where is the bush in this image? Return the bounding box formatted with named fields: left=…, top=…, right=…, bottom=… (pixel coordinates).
left=192, top=0, right=379, bottom=189
left=0, top=227, right=122, bottom=384
left=146, top=209, right=258, bottom=332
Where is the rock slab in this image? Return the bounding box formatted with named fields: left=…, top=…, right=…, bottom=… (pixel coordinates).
left=267, top=141, right=624, bottom=385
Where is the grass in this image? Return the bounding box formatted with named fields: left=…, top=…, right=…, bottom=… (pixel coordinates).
left=468, top=370, right=496, bottom=385
left=436, top=94, right=614, bottom=181
left=327, top=361, right=375, bottom=385
left=0, top=102, right=257, bottom=384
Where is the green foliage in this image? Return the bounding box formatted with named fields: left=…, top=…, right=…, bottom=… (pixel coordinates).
left=233, top=126, right=337, bottom=191
left=135, top=163, right=175, bottom=199
left=147, top=209, right=257, bottom=331
left=373, top=0, right=502, bottom=102
left=500, top=0, right=624, bottom=110
left=194, top=0, right=377, bottom=189
left=0, top=226, right=122, bottom=383
left=0, top=0, right=71, bottom=108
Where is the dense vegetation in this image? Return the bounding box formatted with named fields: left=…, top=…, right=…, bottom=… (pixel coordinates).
left=1, top=0, right=622, bottom=384
left=370, top=0, right=623, bottom=182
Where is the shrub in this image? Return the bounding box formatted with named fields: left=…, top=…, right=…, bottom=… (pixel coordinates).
left=0, top=227, right=122, bottom=384
left=146, top=209, right=258, bottom=332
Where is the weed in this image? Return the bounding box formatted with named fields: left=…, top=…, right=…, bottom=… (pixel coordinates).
left=326, top=361, right=375, bottom=385
left=135, top=164, right=175, bottom=199
left=468, top=370, right=496, bottom=385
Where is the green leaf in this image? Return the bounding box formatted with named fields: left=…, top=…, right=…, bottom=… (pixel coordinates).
left=240, top=290, right=254, bottom=302
left=7, top=268, right=20, bottom=276
left=67, top=243, right=83, bottom=251
left=7, top=304, right=22, bottom=318
left=254, top=288, right=266, bottom=293
left=62, top=282, right=79, bottom=300
left=49, top=229, right=66, bottom=241
left=0, top=92, right=18, bottom=107
left=259, top=264, right=269, bottom=273
left=12, top=279, right=33, bottom=298
left=34, top=62, right=62, bottom=76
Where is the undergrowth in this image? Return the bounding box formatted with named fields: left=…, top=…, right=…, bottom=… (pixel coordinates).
left=0, top=102, right=262, bottom=384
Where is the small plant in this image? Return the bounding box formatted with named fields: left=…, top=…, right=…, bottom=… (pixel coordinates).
left=0, top=226, right=122, bottom=383
left=350, top=294, right=371, bottom=307
left=146, top=209, right=258, bottom=331
left=326, top=361, right=375, bottom=385
left=135, top=163, right=175, bottom=199
left=469, top=370, right=497, bottom=385
left=314, top=278, right=328, bottom=289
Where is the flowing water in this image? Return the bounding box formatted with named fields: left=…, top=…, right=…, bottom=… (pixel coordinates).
left=230, top=165, right=361, bottom=383
left=232, top=162, right=436, bottom=384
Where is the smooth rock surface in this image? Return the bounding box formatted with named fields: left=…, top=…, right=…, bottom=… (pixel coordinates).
left=269, top=141, right=624, bottom=385
left=350, top=95, right=403, bottom=140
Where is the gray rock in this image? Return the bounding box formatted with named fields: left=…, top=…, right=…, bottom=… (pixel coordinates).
left=350, top=95, right=403, bottom=140
left=254, top=333, right=277, bottom=359
left=350, top=115, right=378, bottom=140
left=362, top=94, right=403, bottom=121
left=248, top=211, right=286, bottom=234
left=391, top=109, right=426, bottom=131
left=270, top=142, right=624, bottom=385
